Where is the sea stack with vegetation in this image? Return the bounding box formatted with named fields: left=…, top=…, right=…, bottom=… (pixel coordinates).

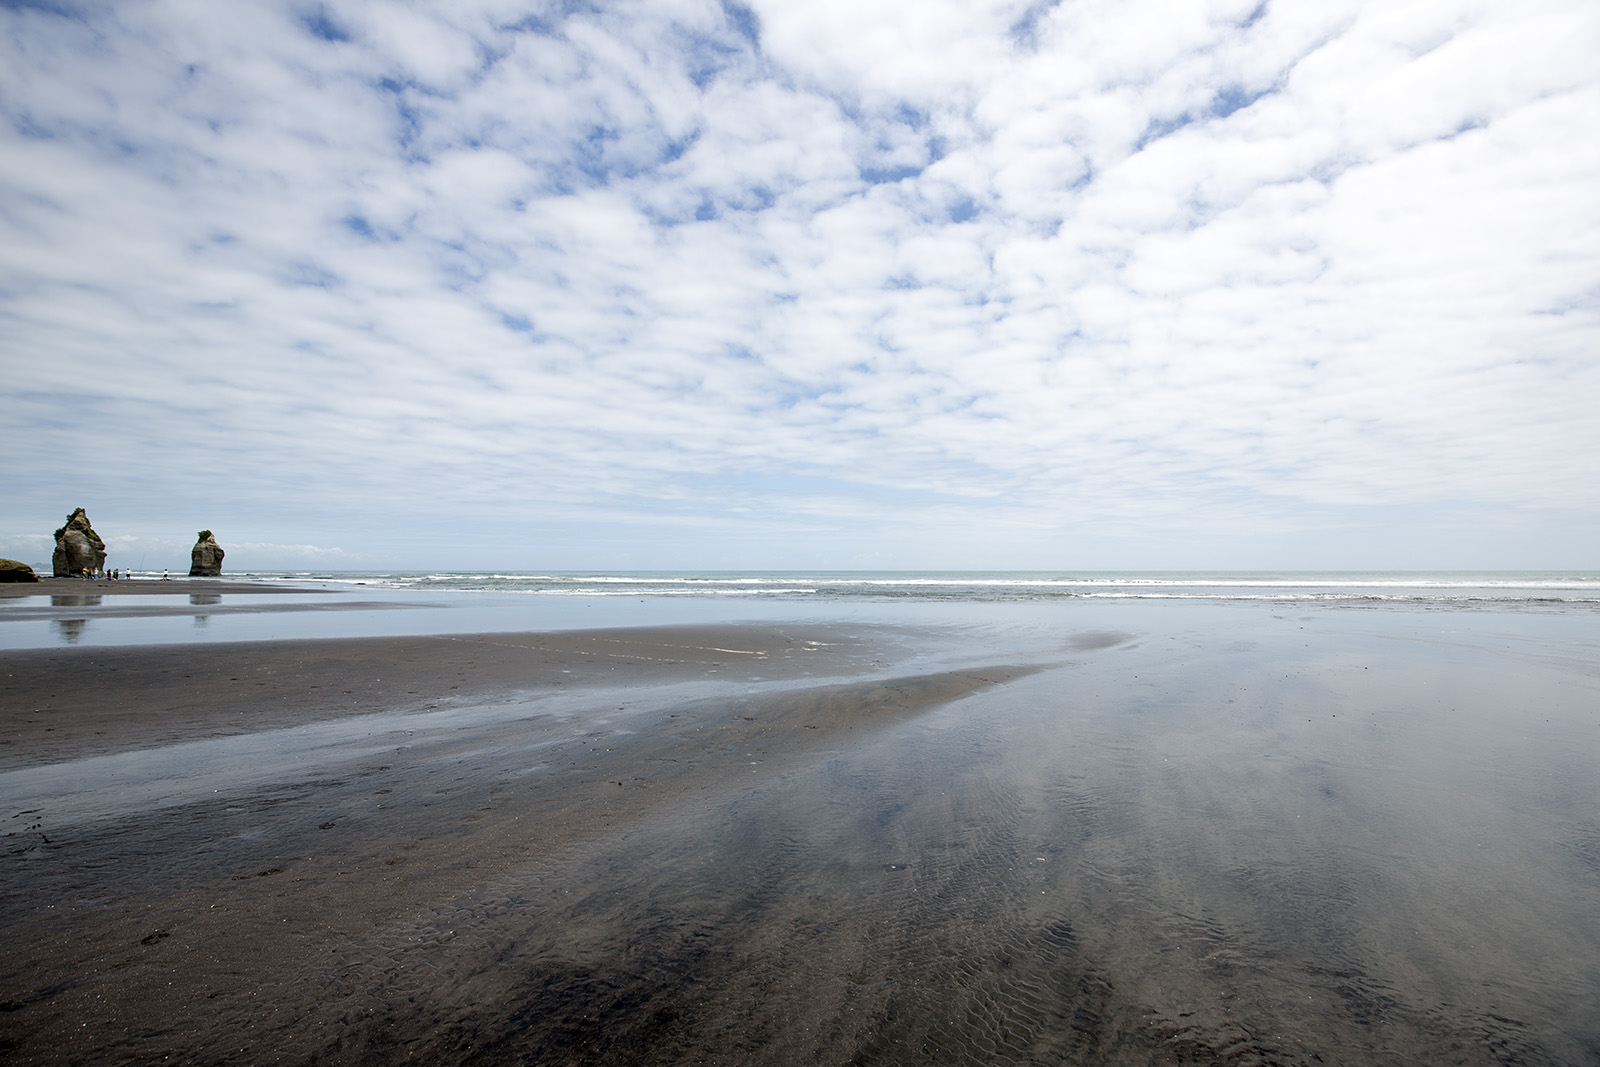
left=190, top=529, right=224, bottom=577
left=52, top=507, right=106, bottom=577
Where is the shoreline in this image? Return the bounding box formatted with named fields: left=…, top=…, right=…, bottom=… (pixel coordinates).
left=0, top=576, right=322, bottom=598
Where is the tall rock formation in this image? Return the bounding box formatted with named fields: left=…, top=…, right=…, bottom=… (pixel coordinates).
left=52, top=508, right=107, bottom=577
left=190, top=530, right=225, bottom=577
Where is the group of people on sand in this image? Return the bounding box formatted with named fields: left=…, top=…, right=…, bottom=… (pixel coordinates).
left=76, top=566, right=164, bottom=581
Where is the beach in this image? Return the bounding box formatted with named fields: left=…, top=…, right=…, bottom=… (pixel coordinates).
left=2, top=579, right=1598, bottom=1064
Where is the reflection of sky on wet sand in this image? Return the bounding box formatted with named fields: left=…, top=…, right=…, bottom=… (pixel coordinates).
left=6, top=585, right=1600, bottom=656
left=6, top=599, right=1594, bottom=1062
left=1, top=589, right=857, bottom=649
left=1, top=591, right=429, bottom=648
left=323, top=604, right=1596, bottom=1062
left=2, top=589, right=1598, bottom=1066
left=0, top=678, right=718, bottom=829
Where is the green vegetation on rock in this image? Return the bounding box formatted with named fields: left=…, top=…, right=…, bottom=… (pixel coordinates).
left=55, top=508, right=106, bottom=550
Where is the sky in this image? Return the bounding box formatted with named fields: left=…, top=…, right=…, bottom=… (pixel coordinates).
left=2, top=0, right=1597, bottom=572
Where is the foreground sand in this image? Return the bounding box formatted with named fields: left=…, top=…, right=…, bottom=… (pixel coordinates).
left=3, top=594, right=1597, bottom=1065
left=0, top=621, right=1033, bottom=1064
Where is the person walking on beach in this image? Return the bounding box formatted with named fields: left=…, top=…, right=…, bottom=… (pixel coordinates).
left=162, top=568, right=169, bottom=581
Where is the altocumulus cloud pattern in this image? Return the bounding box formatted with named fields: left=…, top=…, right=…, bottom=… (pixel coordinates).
left=1, top=0, right=1597, bottom=569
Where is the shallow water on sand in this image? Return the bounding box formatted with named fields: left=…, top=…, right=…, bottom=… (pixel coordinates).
left=4, top=601, right=1598, bottom=1064
left=272, top=606, right=1597, bottom=1065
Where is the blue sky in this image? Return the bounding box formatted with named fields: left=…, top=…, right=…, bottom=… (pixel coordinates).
left=2, top=0, right=1597, bottom=572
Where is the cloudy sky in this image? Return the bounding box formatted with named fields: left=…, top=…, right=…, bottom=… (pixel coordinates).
left=2, top=0, right=1596, bottom=572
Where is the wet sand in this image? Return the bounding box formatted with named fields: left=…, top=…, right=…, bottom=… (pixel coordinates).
left=3, top=599, right=1598, bottom=1065
left=0, top=624, right=933, bottom=768
left=0, top=619, right=1035, bottom=1064
left=0, top=577, right=322, bottom=599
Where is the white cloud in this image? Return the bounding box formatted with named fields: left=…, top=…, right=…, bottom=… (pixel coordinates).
left=1, top=0, right=1596, bottom=569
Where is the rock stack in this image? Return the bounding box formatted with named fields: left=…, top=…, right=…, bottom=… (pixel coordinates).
left=190, top=530, right=225, bottom=577
left=0, top=558, right=40, bottom=583
left=52, top=508, right=107, bottom=577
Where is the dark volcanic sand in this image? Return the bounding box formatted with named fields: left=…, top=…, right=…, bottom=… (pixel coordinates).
left=2, top=602, right=1598, bottom=1065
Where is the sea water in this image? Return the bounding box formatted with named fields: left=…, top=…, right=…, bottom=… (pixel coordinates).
left=1, top=570, right=1596, bottom=649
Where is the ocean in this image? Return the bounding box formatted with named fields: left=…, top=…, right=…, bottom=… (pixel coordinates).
left=6, top=570, right=1595, bottom=649
left=207, top=569, right=1600, bottom=605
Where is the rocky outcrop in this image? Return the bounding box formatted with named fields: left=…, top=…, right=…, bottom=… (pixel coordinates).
left=52, top=508, right=106, bottom=577
left=0, top=558, right=41, bottom=583
left=190, top=530, right=224, bottom=577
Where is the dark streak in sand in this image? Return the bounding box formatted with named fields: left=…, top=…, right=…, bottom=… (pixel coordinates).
left=0, top=625, right=920, bottom=768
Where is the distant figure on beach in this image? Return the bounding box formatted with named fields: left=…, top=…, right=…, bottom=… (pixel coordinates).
left=162, top=568, right=169, bottom=581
